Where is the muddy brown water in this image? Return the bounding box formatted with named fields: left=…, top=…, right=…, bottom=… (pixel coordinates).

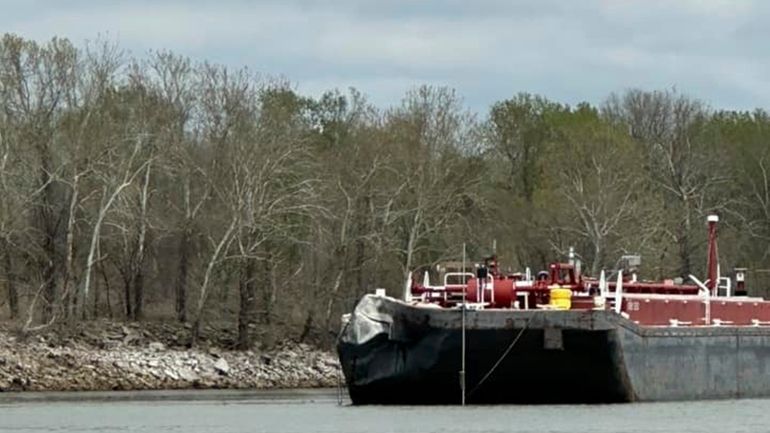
left=0, top=389, right=767, bottom=432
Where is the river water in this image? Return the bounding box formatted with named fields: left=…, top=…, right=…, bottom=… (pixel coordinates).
left=0, top=389, right=766, bottom=433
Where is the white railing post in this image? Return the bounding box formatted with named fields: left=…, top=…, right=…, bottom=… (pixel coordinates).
left=489, top=275, right=494, bottom=305
left=404, top=273, right=413, bottom=302
left=599, top=270, right=606, bottom=299
left=689, top=274, right=712, bottom=325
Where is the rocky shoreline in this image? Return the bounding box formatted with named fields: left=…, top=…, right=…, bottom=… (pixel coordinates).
left=0, top=320, right=340, bottom=392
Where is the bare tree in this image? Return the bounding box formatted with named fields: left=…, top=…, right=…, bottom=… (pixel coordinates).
left=59, top=38, right=124, bottom=319
left=603, top=89, right=728, bottom=276
left=147, top=51, right=199, bottom=322
left=81, top=138, right=148, bottom=318
left=384, top=86, right=484, bottom=297
left=546, top=107, right=644, bottom=275
left=228, top=85, right=320, bottom=349
left=0, top=35, right=79, bottom=323
left=0, top=126, right=23, bottom=318
left=188, top=64, right=257, bottom=345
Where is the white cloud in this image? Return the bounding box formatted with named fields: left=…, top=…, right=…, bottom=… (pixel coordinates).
left=1, top=0, right=768, bottom=112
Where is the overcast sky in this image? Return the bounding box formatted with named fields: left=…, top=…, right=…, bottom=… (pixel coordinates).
left=3, top=0, right=769, bottom=113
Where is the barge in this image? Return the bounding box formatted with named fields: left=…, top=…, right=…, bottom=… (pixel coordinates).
left=337, top=215, right=770, bottom=404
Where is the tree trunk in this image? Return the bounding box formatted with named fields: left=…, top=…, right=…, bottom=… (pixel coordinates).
left=62, top=173, right=80, bottom=320
left=591, top=240, right=603, bottom=277
left=131, top=162, right=152, bottom=321
left=355, top=237, right=365, bottom=296
left=677, top=202, right=692, bottom=277
left=175, top=225, right=191, bottom=322
left=298, top=312, right=313, bottom=343
left=191, top=218, right=237, bottom=346
left=92, top=270, right=100, bottom=318
left=2, top=239, right=18, bottom=319
left=402, top=209, right=421, bottom=300
left=132, top=261, right=145, bottom=321
left=237, top=258, right=257, bottom=350
left=262, top=245, right=275, bottom=326
left=41, top=234, right=57, bottom=322
left=37, top=139, right=58, bottom=323
left=325, top=269, right=344, bottom=333
left=99, top=260, right=113, bottom=318
left=123, top=273, right=133, bottom=318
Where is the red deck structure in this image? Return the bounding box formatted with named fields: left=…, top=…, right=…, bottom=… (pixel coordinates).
left=408, top=215, right=770, bottom=328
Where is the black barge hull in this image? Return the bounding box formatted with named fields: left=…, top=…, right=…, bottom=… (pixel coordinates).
left=337, top=294, right=770, bottom=404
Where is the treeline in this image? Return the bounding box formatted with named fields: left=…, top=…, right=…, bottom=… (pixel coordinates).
left=1, top=34, right=769, bottom=347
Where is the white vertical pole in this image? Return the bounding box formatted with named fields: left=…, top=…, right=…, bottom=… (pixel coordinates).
left=461, top=242, right=466, bottom=406
left=717, top=263, right=721, bottom=296
left=705, top=289, right=711, bottom=325
left=404, top=273, right=413, bottom=302
left=614, top=271, right=623, bottom=314
left=599, top=270, right=606, bottom=299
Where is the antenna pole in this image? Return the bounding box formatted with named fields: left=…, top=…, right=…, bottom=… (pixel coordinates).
left=706, top=215, right=719, bottom=296
left=461, top=242, right=467, bottom=406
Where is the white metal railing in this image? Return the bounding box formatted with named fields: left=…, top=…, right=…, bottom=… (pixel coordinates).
left=718, top=277, right=732, bottom=297
left=516, top=291, right=530, bottom=309
left=621, top=293, right=763, bottom=302
left=443, top=272, right=475, bottom=288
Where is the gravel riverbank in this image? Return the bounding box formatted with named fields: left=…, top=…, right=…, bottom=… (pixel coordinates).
left=0, top=321, right=340, bottom=392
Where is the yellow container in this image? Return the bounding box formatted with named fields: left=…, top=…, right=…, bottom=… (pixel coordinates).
left=549, top=286, right=572, bottom=310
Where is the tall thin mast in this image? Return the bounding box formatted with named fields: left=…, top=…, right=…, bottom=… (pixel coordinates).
left=461, top=242, right=467, bottom=406
left=706, top=215, right=719, bottom=296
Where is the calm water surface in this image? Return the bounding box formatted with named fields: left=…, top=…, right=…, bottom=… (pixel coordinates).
left=0, top=389, right=767, bottom=433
